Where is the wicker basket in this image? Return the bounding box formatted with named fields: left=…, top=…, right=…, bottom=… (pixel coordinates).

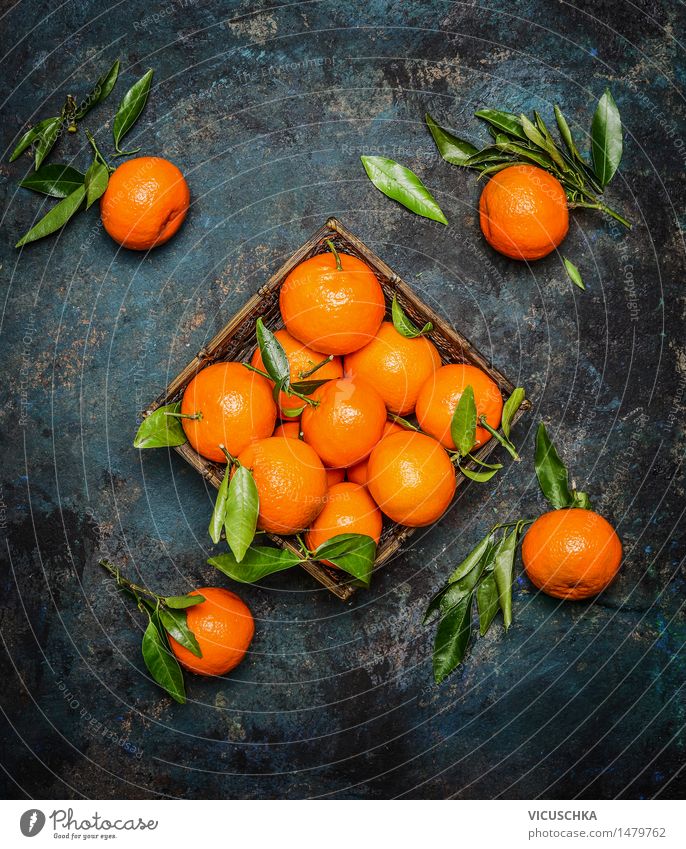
left=145, top=218, right=529, bottom=600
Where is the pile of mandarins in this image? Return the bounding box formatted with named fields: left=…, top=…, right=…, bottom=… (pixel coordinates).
left=179, top=242, right=505, bottom=555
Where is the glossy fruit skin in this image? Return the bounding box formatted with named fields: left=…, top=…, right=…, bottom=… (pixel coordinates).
left=251, top=328, right=342, bottom=417
left=237, top=437, right=328, bottom=534
left=100, top=157, right=190, bottom=250
left=181, top=362, right=276, bottom=463
left=301, top=377, right=387, bottom=468
left=415, top=363, right=503, bottom=451
left=347, top=420, right=405, bottom=486
left=366, top=431, right=456, bottom=527
left=305, top=482, right=382, bottom=566
left=479, top=164, right=569, bottom=260
left=273, top=421, right=301, bottom=439
left=344, top=322, right=441, bottom=415
left=168, top=588, right=254, bottom=676
left=522, top=508, right=623, bottom=600
left=279, top=251, right=385, bottom=355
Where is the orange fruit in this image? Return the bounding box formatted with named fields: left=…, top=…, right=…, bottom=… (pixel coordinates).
left=479, top=164, right=569, bottom=260
left=279, top=248, right=385, bottom=355
left=347, top=420, right=405, bottom=486
left=326, top=468, right=346, bottom=487
left=305, top=482, right=383, bottom=564
left=181, top=362, right=276, bottom=463
left=300, top=377, right=387, bottom=468
left=273, top=421, right=301, bottom=439
left=168, top=588, right=254, bottom=676
left=522, top=508, right=623, bottom=600
left=415, top=363, right=503, bottom=451
left=366, top=431, right=456, bottom=527
left=237, top=437, right=327, bottom=534
left=100, top=156, right=190, bottom=250
left=344, top=322, right=441, bottom=415
left=250, top=328, right=342, bottom=417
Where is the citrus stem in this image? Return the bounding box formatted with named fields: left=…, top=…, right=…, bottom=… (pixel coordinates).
left=100, top=560, right=161, bottom=604
left=242, top=362, right=271, bottom=379
left=85, top=129, right=113, bottom=172
left=325, top=239, right=342, bottom=271
left=388, top=414, right=420, bottom=431
left=298, top=355, right=333, bottom=379
left=479, top=416, right=520, bottom=461
left=219, top=444, right=237, bottom=466
left=164, top=411, right=202, bottom=421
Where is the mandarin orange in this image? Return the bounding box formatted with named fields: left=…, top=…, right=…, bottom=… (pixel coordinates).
left=479, top=164, right=569, bottom=260
left=237, top=437, right=327, bottom=534
left=415, top=363, right=503, bottom=451
left=305, top=482, right=382, bottom=565
left=346, top=420, right=405, bottom=486
left=366, top=431, right=456, bottom=527
left=279, top=247, right=385, bottom=355
left=168, top=588, right=254, bottom=676
left=522, top=508, right=623, bottom=600
left=100, top=156, right=190, bottom=250
left=181, top=362, right=276, bottom=463
left=300, top=376, right=387, bottom=468
left=344, top=321, right=441, bottom=415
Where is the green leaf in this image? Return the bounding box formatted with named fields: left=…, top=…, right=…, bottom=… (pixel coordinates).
left=591, top=88, right=622, bottom=187
left=554, top=104, right=584, bottom=163
left=474, top=108, right=527, bottom=140
left=75, top=58, right=120, bottom=120
left=492, top=141, right=555, bottom=171
left=433, top=592, right=473, bottom=683
left=534, top=422, right=574, bottom=509
left=424, top=532, right=492, bottom=624
left=10, top=117, right=59, bottom=162
left=391, top=294, right=432, bottom=338
left=15, top=183, right=85, bottom=247
left=492, top=529, right=518, bottom=630
left=141, top=614, right=185, bottom=703
left=113, top=68, right=153, bottom=154
left=256, top=317, right=290, bottom=390
left=425, top=112, right=479, bottom=165
left=208, top=463, right=231, bottom=545
left=19, top=163, right=85, bottom=198
left=361, top=155, right=448, bottom=224
left=280, top=403, right=307, bottom=417
left=133, top=402, right=188, bottom=449
left=33, top=116, right=62, bottom=169
left=223, top=464, right=259, bottom=562
left=209, top=546, right=301, bottom=583
left=572, top=489, right=592, bottom=510
left=451, top=385, right=477, bottom=457
left=164, top=594, right=205, bottom=609
left=501, top=387, right=526, bottom=438
left=157, top=607, right=202, bottom=658
left=84, top=160, right=109, bottom=209
left=563, top=257, right=585, bottom=291
left=476, top=572, right=500, bottom=636
left=459, top=464, right=499, bottom=483
left=519, top=114, right=566, bottom=171
left=314, top=533, right=377, bottom=587
left=466, top=454, right=503, bottom=471
left=289, top=378, right=330, bottom=395
left=479, top=415, right=520, bottom=462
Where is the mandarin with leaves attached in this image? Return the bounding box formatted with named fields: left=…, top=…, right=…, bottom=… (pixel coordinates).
left=168, top=587, right=254, bottom=677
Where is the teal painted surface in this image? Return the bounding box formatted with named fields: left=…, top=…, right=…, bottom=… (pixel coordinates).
left=0, top=0, right=684, bottom=798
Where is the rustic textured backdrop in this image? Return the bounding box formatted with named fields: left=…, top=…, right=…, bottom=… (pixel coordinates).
left=1, top=0, right=684, bottom=799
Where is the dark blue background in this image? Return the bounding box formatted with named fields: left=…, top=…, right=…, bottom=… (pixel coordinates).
left=1, top=0, right=684, bottom=799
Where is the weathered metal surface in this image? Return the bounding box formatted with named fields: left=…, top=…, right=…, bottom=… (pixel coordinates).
left=0, top=0, right=684, bottom=799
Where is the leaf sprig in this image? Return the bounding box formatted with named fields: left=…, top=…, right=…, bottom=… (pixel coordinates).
left=101, top=560, right=204, bottom=703
left=11, top=61, right=154, bottom=248
left=426, top=89, right=630, bottom=229
left=449, top=384, right=526, bottom=481
left=209, top=532, right=378, bottom=588
left=426, top=420, right=592, bottom=683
